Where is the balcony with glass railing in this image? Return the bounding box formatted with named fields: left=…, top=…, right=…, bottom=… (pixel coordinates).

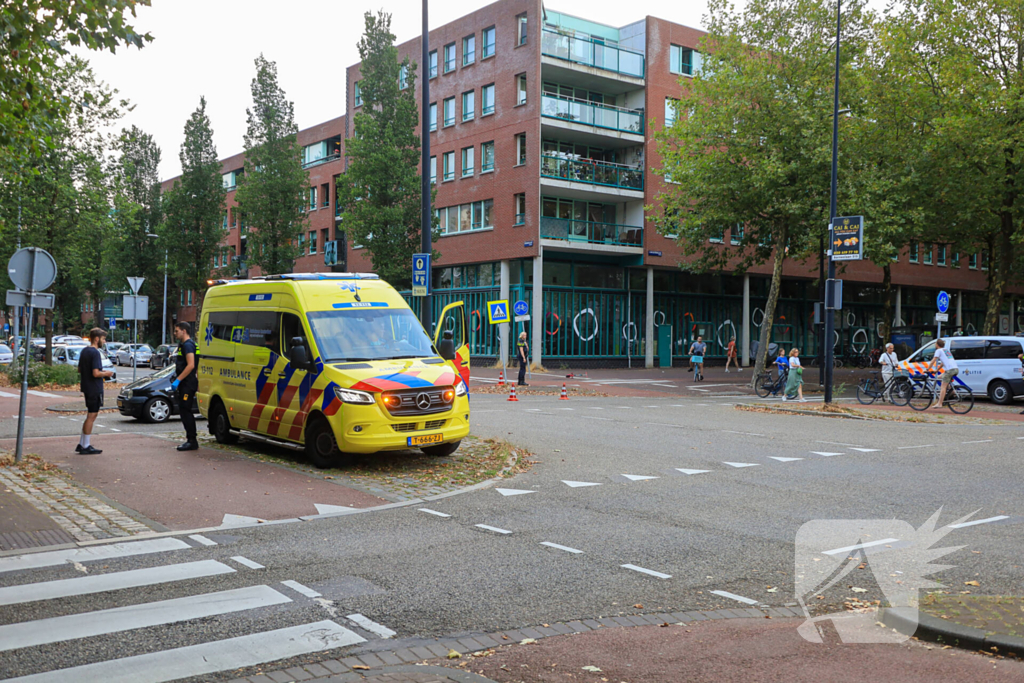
left=541, top=94, right=643, bottom=136
left=541, top=29, right=645, bottom=79
left=541, top=154, right=643, bottom=192
left=541, top=216, right=643, bottom=248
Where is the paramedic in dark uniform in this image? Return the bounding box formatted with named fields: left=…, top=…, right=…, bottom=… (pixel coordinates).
left=172, top=321, right=199, bottom=451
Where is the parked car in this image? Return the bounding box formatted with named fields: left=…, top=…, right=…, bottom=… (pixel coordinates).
left=105, top=341, right=125, bottom=357
left=54, top=345, right=117, bottom=382
left=901, top=335, right=1024, bottom=405
left=117, top=366, right=199, bottom=423
left=0, top=344, right=12, bottom=365
left=151, top=344, right=178, bottom=369
left=116, top=343, right=153, bottom=367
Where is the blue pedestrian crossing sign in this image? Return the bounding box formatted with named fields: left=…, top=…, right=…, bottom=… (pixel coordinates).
left=412, top=253, right=430, bottom=297
left=937, top=291, right=950, bottom=314
left=487, top=300, right=510, bottom=325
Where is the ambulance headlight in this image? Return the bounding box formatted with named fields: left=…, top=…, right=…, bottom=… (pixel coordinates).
left=335, top=387, right=374, bottom=404
left=454, top=382, right=467, bottom=397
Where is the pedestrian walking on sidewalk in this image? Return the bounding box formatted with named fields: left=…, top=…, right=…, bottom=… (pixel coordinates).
left=172, top=322, right=199, bottom=451
left=725, top=336, right=740, bottom=373
left=783, top=348, right=805, bottom=401
left=77, top=328, right=114, bottom=454
left=879, top=343, right=900, bottom=385
left=775, top=347, right=789, bottom=381
left=927, top=338, right=958, bottom=410
left=516, top=331, right=529, bottom=386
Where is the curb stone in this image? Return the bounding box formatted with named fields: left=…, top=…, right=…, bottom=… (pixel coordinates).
left=881, top=607, right=1024, bottom=656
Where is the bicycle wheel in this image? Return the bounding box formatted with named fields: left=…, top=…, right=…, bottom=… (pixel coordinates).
left=908, top=381, right=934, bottom=411
left=888, top=377, right=913, bottom=406
left=754, top=374, right=773, bottom=398
left=856, top=379, right=880, bottom=405
left=947, top=384, right=974, bottom=414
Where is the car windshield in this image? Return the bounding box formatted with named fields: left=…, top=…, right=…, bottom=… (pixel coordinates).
left=306, top=308, right=436, bottom=362
left=152, top=365, right=176, bottom=379
left=67, top=347, right=82, bottom=360
left=0, top=345, right=10, bottom=353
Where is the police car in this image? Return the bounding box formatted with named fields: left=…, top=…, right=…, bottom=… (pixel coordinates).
left=901, top=336, right=1024, bottom=405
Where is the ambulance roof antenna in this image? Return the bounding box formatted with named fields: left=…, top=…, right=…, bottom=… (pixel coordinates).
left=353, top=283, right=361, bottom=302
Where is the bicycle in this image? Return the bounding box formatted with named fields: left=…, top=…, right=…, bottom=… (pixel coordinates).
left=856, top=371, right=912, bottom=406
left=906, top=372, right=974, bottom=414
left=754, top=369, right=788, bottom=398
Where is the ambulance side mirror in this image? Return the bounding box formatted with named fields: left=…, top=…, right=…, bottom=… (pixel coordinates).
left=438, top=330, right=456, bottom=362
left=290, top=337, right=310, bottom=369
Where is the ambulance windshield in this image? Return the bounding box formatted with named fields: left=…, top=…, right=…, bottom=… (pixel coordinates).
left=307, top=308, right=436, bottom=362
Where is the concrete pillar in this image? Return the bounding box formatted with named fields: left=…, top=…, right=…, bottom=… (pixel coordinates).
left=895, top=286, right=902, bottom=328
left=956, top=290, right=963, bottom=330
left=645, top=267, right=654, bottom=368
left=531, top=254, right=543, bottom=369
left=499, top=260, right=510, bottom=368
left=741, top=274, right=751, bottom=367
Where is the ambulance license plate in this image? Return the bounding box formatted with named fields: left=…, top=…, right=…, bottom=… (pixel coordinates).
left=408, top=433, right=443, bottom=447
left=117, top=399, right=124, bottom=408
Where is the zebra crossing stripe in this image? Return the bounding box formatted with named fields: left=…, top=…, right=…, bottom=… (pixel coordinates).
left=0, top=560, right=235, bottom=606
left=4, top=619, right=365, bottom=683
left=0, top=585, right=290, bottom=653
left=0, top=538, right=191, bottom=574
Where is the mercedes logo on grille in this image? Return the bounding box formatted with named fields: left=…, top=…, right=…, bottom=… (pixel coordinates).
left=415, top=393, right=432, bottom=410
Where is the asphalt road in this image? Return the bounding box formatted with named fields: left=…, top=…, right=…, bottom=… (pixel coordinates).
left=0, top=392, right=1021, bottom=681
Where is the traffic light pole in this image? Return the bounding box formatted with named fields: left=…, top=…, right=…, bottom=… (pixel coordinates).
left=824, top=0, right=841, bottom=404
left=419, top=0, right=433, bottom=336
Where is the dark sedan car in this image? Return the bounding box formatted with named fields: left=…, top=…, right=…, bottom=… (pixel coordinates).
left=116, top=366, right=200, bottom=423
left=151, top=344, right=178, bottom=369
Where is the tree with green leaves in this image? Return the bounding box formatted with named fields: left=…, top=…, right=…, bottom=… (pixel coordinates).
left=336, top=10, right=435, bottom=288
left=653, top=0, right=872, bottom=384
left=234, top=55, right=306, bottom=276
left=161, top=96, right=226, bottom=314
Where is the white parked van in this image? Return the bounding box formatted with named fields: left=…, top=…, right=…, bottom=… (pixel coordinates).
left=903, top=336, right=1024, bottom=404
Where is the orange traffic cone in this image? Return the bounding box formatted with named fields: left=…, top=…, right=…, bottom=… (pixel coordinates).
left=498, top=369, right=505, bottom=386
left=559, top=383, right=569, bottom=400
left=507, top=384, right=518, bottom=401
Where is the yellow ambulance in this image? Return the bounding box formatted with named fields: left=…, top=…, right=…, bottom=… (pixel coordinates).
left=195, top=273, right=470, bottom=468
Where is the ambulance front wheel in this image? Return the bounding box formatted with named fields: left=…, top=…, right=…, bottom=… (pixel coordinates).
left=421, top=440, right=461, bottom=457
left=210, top=402, right=238, bottom=444
left=305, top=417, right=339, bottom=469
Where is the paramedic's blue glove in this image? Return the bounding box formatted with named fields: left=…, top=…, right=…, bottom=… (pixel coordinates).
left=170, top=379, right=180, bottom=390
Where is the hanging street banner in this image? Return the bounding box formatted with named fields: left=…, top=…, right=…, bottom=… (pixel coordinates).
left=830, top=216, right=864, bottom=261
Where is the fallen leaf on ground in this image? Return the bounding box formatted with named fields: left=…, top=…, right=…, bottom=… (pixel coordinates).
left=766, top=587, right=778, bottom=593
left=447, top=650, right=461, bottom=659
left=352, top=664, right=370, bottom=670
left=582, top=665, right=602, bottom=672
left=520, top=638, right=536, bottom=645
left=965, top=580, right=981, bottom=587
left=634, top=604, right=643, bottom=609
left=851, top=587, right=868, bottom=593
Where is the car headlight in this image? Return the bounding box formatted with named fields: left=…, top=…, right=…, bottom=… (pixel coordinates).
left=334, top=387, right=374, bottom=404
left=454, top=382, right=467, bottom=397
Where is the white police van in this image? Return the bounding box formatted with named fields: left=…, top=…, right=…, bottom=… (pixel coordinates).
left=903, top=336, right=1024, bottom=404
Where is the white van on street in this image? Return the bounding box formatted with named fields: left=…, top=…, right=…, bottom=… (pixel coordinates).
left=903, top=336, right=1024, bottom=404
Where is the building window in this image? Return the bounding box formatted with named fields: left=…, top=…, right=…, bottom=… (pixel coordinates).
left=354, top=81, right=362, bottom=107
left=222, top=213, right=228, bottom=229
left=516, top=74, right=527, bottom=105
left=461, top=146, right=474, bottom=177
left=443, top=43, right=456, bottom=73
left=230, top=208, right=237, bottom=227
left=463, top=35, right=475, bottom=65
left=481, top=83, right=495, bottom=115
left=443, top=151, right=455, bottom=181
left=709, top=227, right=725, bottom=243
left=309, top=187, right=317, bottom=211
left=670, top=45, right=702, bottom=76
left=321, top=183, right=330, bottom=208
left=482, top=26, right=496, bottom=58
left=514, top=193, right=526, bottom=225
left=909, top=242, right=919, bottom=263
left=429, top=102, right=437, bottom=131
left=481, top=141, right=495, bottom=172
left=429, top=156, right=436, bottom=184
left=309, top=230, right=317, bottom=255
left=187, top=290, right=192, bottom=306
left=665, top=97, right=679, bottom=126
left=443, top=97, right=455, bottom=127
left=462, top=90, right=475, bottom=121
left=399, top=65, right=408, bottom=89
left=981, top=249, right=989, bottom=270
left=436, top=199, right=494, bottom=234
left=952, top=251, right=960, bottom=268
left=731, top=224, right=744, bottom=245
left=923, top=243, right=933, bottom=265
left=937, top=244, right=947, bottom=266
left=969, top=252, right=978, bottom=269
left=321, top=228, right=329, bottom=252
left=428, top=50, right=437, bottom=78
left=517, top=13, right=527, bottom=45
left=516, top=133, right=527, bottom=165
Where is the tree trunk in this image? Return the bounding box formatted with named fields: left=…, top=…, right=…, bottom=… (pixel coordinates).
left=983, top=222, right=1013, bottom=334
left=880, top=263, right=893, bottom=344
left=749, top=223, right=789, bottom=387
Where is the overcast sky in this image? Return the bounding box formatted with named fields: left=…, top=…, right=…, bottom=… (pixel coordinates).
left=81, top=0, right=712, bottom=180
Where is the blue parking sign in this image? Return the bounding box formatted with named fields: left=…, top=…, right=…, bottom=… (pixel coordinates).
left=412, top=253, right=430, bottom=297
left=937, top=291, right=950, bottom=314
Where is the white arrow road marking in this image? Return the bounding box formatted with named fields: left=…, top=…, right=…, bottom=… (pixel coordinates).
left=947, top=515, right=1010, bottom=529
left=768, top=457, right=803, bottom=462
left=220, top=513, right=264, bottom=527
left=314, top=503, right=355, bottom=515
left=822, top=538, right=900, bottom=556
left=621, top=564, right=672, bottom=579
left=562, top=480, right=602, bottom=488
left=722, top=462, right=759, bottom=468
left=810, top=452, right=844, bottom=457
left=622, top=474, right=659, bottom=481
left=496, top=488, right=537, bottom=497
left=540, top=542, right=583, bottom=554
left=710, top=590, right=758, bottom=605
left=347, top=613, right=397, bottom=639
left=675, top=468, right=711, bottom=475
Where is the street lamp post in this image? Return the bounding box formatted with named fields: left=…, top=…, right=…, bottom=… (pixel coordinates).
left=146, top=233, right=168, bottom=346
left=419, top=0, right=433, bottom=335
left=824, top=0, right=842, bottom=403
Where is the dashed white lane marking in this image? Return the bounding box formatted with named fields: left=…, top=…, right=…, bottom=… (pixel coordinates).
left=562, top=480, right=602, bottom=488
left=0, top=560, right=234, bottom=606
left=822, top=538, right=900, bottom=556
left=849, top=448, right=880, bottom=453
left=897, top=445, right=933, bottom=450
left=587, top=406, right=605, bottom=410
left=346, top=613, right=397, bottom=638
left=27, top=390, right=61, bottom=398
left=0, top=537, right=191, bottom=574
left=94, top=424, right=106, bottom=429
left=676, top=468, right=711, bottom=475
left=962, top=440, right=994, bottom=444
left=496, top=488, right=536, bottom=497
left=188, top=534, right=217, bottom=547
left=475, top=524, right=512, bottom=535
left=722, top=462, right=759, bottom=468
left=10, top=619, right=364, bottom=683
left=817, top=441, right=863, bottom=447
left=0, top=585, right=291, bottom=653
left=281, top=579, right=321, bottom=598
left=947, top=515, right=1010, bottom=529
left=722, top=430, right=766, bottom=437
left=769, top=457, right=803, bottom=462
left=644, top=405, right=660, bottom=408
left=621, top=564, right=672, bottom=580
left=671, top=404, right=685, bottom=407
left=525, top=408, right=544, bottom=412
left=557, top=407, right=574, bottom=410
left=0, top=390, right=19, bottom=398
left=229, top=556, right=264, bottom=570
left=540, top=542, right=583, bottom=554
left=581, top=416, right=611, bottom=421
left=617, top=406, right=633, bottom=409
left=647, top=422, right=685, bottom=428
left=418, top=508, right=451, bottom=517
left=57, top=416, right=67, bottom=419
left=109, top=428, right=121, bottom=432
left=811, top=452, right=844, bottom=457
left=710, top=590, right=758, bottom=605
left=622, top=474, right=659, bottom=481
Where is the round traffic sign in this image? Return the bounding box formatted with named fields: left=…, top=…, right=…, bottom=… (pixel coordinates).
left=7, top=247, right=57, bottom=292
left=513, top=300, right=529, bottom=316
left=937, top=291, right=950, bottom=314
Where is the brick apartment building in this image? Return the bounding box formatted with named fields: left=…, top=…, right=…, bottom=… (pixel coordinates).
left=164, top=0, right=1023, bottom=367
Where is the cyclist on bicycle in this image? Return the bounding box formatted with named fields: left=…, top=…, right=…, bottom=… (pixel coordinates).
left=927, top=338, right=958, bottom=409
left=689, top=336, right=706, bottom=381
left=774, top=347, right=789, bottom=380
